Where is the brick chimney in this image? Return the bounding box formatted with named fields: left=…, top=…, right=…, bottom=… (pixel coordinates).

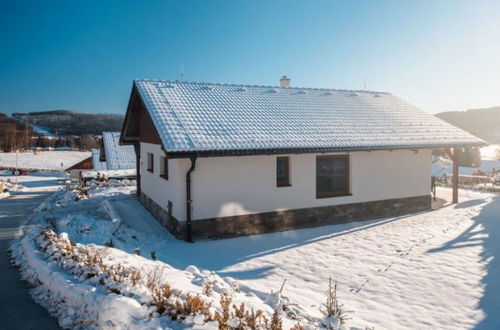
left=280, top=75, right=290, bottom=88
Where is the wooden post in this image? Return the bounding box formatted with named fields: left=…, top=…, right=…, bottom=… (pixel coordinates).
left=452, top=148, right=459, bottom=203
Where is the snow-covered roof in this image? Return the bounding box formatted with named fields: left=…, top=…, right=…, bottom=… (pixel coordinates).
left=102, top=132, right=136, bottom=170
left=91, top=149, right=107, bottom=171
left=133, top=79, right=486, bottom=154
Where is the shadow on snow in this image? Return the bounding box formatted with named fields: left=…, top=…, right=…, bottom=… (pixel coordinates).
left=428, top=195, right=500, bottom=329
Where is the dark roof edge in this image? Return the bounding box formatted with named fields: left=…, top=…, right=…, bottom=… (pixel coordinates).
left=164, top=142, right=488, bottom=158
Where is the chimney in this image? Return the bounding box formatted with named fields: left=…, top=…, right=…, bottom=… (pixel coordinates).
left=280, top=75, right=290, bottom=88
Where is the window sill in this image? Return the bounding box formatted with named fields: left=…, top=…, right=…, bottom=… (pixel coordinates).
left=160, top=175, right=169, bottom=180
left=147, top=169, right=154, bottom=173
left=277, top=183, right=292, bottom=188
left=316, top=192, right=352, bottom=199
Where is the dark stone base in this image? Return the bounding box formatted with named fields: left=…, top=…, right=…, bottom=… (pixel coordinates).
left=140, top=192, right=431, bottom=241
left=140, top=192, right=185, bottom=239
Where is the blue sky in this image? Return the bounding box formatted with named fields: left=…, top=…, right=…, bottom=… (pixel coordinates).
left=1, top=0, right=499, bottom=115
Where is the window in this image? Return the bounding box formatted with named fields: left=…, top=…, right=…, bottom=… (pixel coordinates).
left=276, top=156, right=290, bottom=187
left=316, top=155, right=350, bottom=198
left=147, top=152, right=154, bottom=172
left=160, top=156, right=169, bottom=180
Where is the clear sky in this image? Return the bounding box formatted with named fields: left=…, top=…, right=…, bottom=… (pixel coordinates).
left=1, top=0, right=499, bottom=115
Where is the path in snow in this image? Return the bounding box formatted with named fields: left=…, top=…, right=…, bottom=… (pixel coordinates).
left=0, top=175, right=61, bottom=329
left=128, top=187, right=499, bottom=330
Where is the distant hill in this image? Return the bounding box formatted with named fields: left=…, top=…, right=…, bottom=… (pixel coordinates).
left=12, top=110, right=124, bottom=136
left=436, top=107, right=500, bottom=144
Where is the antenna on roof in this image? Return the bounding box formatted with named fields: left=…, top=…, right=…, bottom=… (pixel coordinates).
left=363, top=76, right=367, bottom=90
left=180, top=64, right=184, bottom=81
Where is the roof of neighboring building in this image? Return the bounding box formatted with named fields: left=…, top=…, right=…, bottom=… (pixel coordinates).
left=126, top=79, right=486, bottom=156
left=67, top=156, right=93, bottom=170
left=91, top=149, right=107, bottom=171
left=102, top=132, right=136, bottom=170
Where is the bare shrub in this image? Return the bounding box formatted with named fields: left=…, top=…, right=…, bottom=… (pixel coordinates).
left=290, top=322, right=305, bottom=330
left=320, top=277, right=350, bottom=327
left=146, top=265, right=166, bottom=290
left=203, top=281, right=214, bottom=297
left=232, top=303, right=266, bottom=330
left=152, top=283, right=176, bottom=315
left=109, top=264, right=127, bottom=283
left=270, top=309, right=283, bottom=330
left=213, top=294, right=232, bottom=329
left=37, top=228, right=304, bottom=330
left=176, top=293, right=211, bottom=318
left=130, top=268, right=142, bottom=286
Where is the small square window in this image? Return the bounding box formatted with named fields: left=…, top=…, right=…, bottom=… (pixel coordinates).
left=277, top=156, right=290, bottom=187
left=160, top=156, right=168, bottom=180
left=147, top=153, right=154, bottom=173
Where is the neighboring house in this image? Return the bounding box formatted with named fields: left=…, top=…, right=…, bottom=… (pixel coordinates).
left=66, top=156, right=93, bottom=171
left=100, top=132, right=136, bottom=170
left=120, top=78, right=485, bottom=241
left=91, top=149, right=107, bottom=171
left=66, top=155, right=93, bottom=180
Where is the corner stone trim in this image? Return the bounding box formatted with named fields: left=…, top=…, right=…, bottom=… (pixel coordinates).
left=140, top=192, right=431, bottom=240
left=140, top=192, right=186, bottom=239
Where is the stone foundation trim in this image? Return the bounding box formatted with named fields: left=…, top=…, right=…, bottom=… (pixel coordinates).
left=140, top=193, right=431, bottom=240
left=140, top=192, right=185, bottom=239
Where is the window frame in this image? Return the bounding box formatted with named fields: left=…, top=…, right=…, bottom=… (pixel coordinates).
left=316, top=154, right=351, bottom=199
left=276, top=156, right=291, bottom=187
left=160, top=156, right=169, bottom=180
left=147, top=152, right=154, bottom=173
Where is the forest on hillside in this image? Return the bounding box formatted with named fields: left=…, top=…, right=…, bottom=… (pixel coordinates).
left=0, top=112, right=105, bottom=152
left=12, top=110, right=124, bottom=136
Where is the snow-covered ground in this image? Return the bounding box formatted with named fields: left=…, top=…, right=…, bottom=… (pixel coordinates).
left=0, top=151, right=90, bottom=171
left=10, top=181, right=500, bottom=329
left=480, top=144, right=499, bottom=160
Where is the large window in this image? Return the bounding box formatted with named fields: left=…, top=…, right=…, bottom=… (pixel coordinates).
left=160, top=156, right=169, bottom=180
left=276, top=156, right=290, bottom=187
left=316, top=155, right=350, bottom=198
left=147, top=152, right=154, bottom=173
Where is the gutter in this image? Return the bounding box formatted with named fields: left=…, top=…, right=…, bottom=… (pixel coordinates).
left=185, top=156, right=197, bottom=242
left=165, top=142, right=488, bottom=159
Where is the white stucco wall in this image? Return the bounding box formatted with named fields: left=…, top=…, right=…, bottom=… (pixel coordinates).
left=140, top=142, right=188, bottom=222
left=140, top=142, right=431, bottom=222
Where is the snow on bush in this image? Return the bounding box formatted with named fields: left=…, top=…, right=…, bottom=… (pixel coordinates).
left=10, top=186, right=348, bottom=329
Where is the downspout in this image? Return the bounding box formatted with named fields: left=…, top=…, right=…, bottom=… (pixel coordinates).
left=185, top=156, right=197, bottom=242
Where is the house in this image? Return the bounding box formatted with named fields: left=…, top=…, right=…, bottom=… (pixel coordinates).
left=100, top=132, right=136, bottom=170
left=120, top=77, right=486, bottom=241
left=79, top=137, right=136, bottom=183
left=65, top=155, right=93, bottom=181
left=91, top=149, right=107, bottom=171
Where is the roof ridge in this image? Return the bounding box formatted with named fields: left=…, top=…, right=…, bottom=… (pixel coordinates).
left=134, top=79, right=391, bottom=95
